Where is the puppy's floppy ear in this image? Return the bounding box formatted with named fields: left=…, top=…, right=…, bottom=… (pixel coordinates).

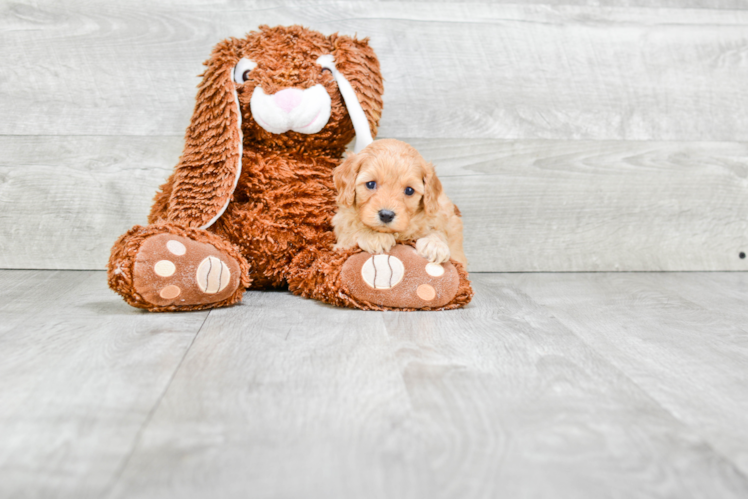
left=334, top=153, right=366, bottom=208
left=166, top=38, right=244, bottom=228
left=422, top=162, right=443, bottom=216
left=328, top=34, right=384, bottom=152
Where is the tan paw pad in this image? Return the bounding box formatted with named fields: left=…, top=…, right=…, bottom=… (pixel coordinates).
left=425, top=262, right=444, bottom=277
left=166, top=240, right=186, bottom=256
left=361, top=255, right=405, bottom=289
left=196, top=256, right=231, bottom=294
left=416, top=284, right=436, bottom=301
left=154, top=260, right=176, bottom=277
left=159, top=285, right=181, bottom=299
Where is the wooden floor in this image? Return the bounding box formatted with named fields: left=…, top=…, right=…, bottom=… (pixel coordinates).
left=1, top=270, right=747, bottom=497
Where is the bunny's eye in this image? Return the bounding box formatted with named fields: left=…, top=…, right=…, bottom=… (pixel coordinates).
left=404, top=187, right=415, bottom=196
left=233, top=58, right=257, bottom=84
left=366, top=181, right=376, bottom=190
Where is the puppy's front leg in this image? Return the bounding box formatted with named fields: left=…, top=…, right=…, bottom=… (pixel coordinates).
left=416, top=233, right=451, bottom=263
left=357, top=230, right=397, bottom=255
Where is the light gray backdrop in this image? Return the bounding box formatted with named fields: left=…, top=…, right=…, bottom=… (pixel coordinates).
left=1, top=0, right=747, bottom=271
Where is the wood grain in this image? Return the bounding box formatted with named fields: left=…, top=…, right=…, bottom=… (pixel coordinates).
left=381, top=0, right=748, bottom=7
left=0, top=270, right=208, bottom=497
left=2, top=271, right=748, bottom=496
left=108, top=274, right=748, bottom=497
left=2, top=2, right=748, bottom=140
left=0, top=136, right=181, bottom=269
left=425, top=138, right=748, bottom=272
left=509, top=272, right=748, bottom=478
left=653, top=271, right=748, bottom=326
left=2, top=136, right=746, bottom=272
left=109, top=289, right=407, bottom=497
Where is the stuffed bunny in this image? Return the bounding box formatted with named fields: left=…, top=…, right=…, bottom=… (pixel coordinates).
left=108, top=25, right=473, bottom=311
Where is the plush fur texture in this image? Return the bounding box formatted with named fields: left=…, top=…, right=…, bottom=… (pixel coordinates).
left=332, top=139, right=467, bottom=266
left=108, top=25, right=473, bottom=312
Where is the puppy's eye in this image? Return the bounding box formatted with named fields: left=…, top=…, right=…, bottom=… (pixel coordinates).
left=242, top=70, right=251, bottom=82
left=321, top=67, right=333, bottom=76
left=366, top=181, right=377, bottom=190
left=404, top=187, right=415, bottom=196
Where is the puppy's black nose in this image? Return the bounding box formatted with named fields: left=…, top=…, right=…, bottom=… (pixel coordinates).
left=378, top=209, right=396, bottom=223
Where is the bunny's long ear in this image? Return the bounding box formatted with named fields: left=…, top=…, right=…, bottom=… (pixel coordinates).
left=167, top=39, right=243, bottom=229
left=319, top=35, right=384, bottom=153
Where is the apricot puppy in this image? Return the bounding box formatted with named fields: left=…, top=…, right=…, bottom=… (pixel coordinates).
left=332, top=139, right=467, bottom=267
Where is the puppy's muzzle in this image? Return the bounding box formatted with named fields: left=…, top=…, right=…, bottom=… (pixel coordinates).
left=378, top=209, right=396, bottom=224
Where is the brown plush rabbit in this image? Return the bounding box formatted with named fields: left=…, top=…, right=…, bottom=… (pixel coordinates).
left=107, top=25, right=472, bottom=312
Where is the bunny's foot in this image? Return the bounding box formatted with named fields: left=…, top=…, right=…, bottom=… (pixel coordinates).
left=108, top=224, right=250, bottom=312
left=339, top=245, right=472, bottom=310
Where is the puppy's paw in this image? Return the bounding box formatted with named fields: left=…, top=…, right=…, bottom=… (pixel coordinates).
left=357, top=232, right=397, bottom=255
left=416, top=234, right=451, bottom=264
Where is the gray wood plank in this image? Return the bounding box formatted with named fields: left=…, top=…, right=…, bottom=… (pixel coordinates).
left=652, top=272, right=748, bottom=326
left=2, top=136, right=746, bottom=272
left=109, top=289, right=406, bottom=497
left=395, top=0, right=748, bottom=7
left=3, top=2, right=748, bottom=140
left=508, top=272, right=748, bottom=478
left=428, top=139, right=748, bottom=272
left=0, top=270, right=209, bottom=497
left=0, top=136, right=181, bottom=270
left=109, top=274, right=748, bottom=497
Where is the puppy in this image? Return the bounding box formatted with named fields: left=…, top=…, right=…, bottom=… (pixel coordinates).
left=332, top=139, right=467, bottom=267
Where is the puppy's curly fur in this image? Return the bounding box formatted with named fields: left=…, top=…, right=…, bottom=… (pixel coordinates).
left=333, top=139, right=467, bottom=267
